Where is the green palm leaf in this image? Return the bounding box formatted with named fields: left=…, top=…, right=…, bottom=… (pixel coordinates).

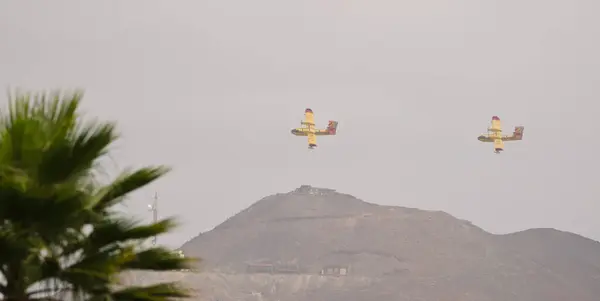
left=0, top=89, right=196, bottom=300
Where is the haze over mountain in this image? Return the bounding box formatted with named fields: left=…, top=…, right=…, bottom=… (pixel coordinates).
left=3, top=0, right=600, bottom=247
left=124, top=185, right=600, bottom=301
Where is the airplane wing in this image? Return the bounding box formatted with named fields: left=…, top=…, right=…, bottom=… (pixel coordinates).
left=501, top=126, right=525, bottom=141
left=308, top=132, right=317, bottom=148
left=291, top=128, right=308, bottom=136
left=291, top=108, right=316, bottom=137
left=489, top=116, right=502, bottom=132
left=302, top=108, right=315, bottom=126
left=494, top=139, right=504, bottom=151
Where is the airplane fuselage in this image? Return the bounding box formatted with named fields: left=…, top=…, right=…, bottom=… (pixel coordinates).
left=291, top=126, right=316, bottom=136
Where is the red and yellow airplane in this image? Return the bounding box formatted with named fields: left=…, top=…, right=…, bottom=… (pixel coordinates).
left=478, top=116, right=524, bottom=154
left=290, top=108, right=338, bottom=149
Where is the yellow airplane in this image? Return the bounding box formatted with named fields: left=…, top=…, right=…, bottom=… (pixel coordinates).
left=478, top=116, right=524, bottom=154
left=290, top=108, right=338, bottom=149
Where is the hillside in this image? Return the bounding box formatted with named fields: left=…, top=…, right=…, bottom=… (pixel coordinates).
left=131, top=185, right=600, bottom=301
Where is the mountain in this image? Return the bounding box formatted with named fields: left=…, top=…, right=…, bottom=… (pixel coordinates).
left=130, top=185, right=600, bottom=301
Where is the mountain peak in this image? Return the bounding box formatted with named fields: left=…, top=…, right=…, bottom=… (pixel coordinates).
left=177, top=187, right=600, bottom=300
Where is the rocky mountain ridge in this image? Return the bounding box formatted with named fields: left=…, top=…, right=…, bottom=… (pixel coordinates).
left=138, top=185, right=600, bottom=301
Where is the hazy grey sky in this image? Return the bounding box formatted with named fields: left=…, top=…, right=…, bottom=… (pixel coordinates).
left=1, top=0, right=599, bottom=247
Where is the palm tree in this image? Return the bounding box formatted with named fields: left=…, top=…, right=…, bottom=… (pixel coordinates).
left=0, top=89, right=196, bottom=301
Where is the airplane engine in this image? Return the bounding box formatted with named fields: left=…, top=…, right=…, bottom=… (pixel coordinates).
left=494, top=139, right=504, bottom=153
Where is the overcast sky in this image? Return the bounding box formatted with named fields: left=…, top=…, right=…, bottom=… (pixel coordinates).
left=1, top=0, right=599, bottom=247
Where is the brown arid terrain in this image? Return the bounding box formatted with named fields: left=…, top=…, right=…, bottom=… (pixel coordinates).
left=123, top=185, right=600, bottom=301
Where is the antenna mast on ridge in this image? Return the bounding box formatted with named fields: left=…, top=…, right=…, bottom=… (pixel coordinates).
left=148, top=192, right=158, bottom=246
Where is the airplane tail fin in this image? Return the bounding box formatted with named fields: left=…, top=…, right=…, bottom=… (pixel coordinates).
left=513, top=126, right=524, bottom=140
left=327, top=120, right=338, bottom=135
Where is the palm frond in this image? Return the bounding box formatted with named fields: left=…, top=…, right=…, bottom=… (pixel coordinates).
left=90, top=166, right=171, bottom=211
left=0, top=89, right=195, bottom=300
left=120, top=247, right=197, bottom=271
left=37, top=121, right=118, bottom=185
left=79, top=217, right=179, bottom=254
left=107, top=282, right=192, bottom=301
